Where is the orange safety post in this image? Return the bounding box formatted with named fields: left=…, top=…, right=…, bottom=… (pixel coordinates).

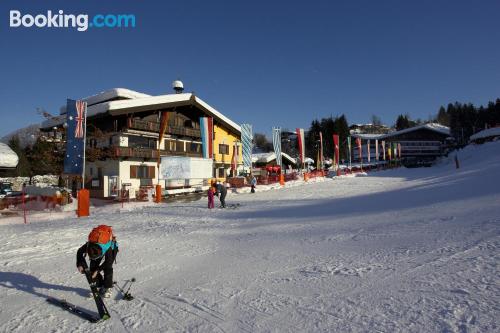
left=155, top=184, right=162, bottom=203
left=279, top=174, right=285, bottom=186
left=77, top=189, right=90, bottom=217
left=304, top=173, right=309, bottom=181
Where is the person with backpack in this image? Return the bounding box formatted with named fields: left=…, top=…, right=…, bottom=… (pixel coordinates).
left=76, top=225, right=118, bottom=298
left=215, top=180, right=227, bottom=208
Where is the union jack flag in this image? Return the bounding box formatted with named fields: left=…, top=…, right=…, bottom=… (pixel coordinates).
left=75, top=100, right=86, bottom=138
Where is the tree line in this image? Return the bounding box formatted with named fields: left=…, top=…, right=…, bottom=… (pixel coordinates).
left=4, top=136, right=64, bottom=179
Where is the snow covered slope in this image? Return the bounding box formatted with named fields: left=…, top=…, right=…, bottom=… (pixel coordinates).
left=0, top=142, right=498, bottom=332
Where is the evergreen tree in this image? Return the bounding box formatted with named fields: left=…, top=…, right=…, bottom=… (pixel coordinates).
left=7, top=136, right=31, bottom=177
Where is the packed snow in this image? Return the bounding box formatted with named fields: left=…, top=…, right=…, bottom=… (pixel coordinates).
left=0, top=142, right=499, bottom=332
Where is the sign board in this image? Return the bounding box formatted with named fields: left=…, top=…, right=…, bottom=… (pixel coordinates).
left=160, top=156, right=213, bottom=180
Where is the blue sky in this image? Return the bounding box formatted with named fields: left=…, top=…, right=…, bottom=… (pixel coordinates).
left=1, top=0, right=499, bottom=137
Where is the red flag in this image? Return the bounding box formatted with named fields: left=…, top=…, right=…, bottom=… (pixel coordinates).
left=157, top=111, right=169, bottom=166
left=333, top=134, right=339, bottom=168
left=355, top=137, right=362, bottom=161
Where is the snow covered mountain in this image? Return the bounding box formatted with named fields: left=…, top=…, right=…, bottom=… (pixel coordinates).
left=0, top=141, right=498, bottom=332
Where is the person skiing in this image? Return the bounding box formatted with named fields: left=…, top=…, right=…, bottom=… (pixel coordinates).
left=207, top=182, right=215, bottom=209
left=76, top=225, right=118, bottom=298
left=215, top=180, right=227, bottom=208
left=250, top=175, right=257, bottom=193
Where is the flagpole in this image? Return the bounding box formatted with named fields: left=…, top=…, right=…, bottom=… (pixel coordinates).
left=82, top=101, right=87, bottom=190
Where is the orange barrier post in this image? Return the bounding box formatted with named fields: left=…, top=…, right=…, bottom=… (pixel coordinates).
left=155, top=184, right=162, bottom=203
left=77, top=189, right=90, bottom=217
left=279, top=174, right=285, bottom=186
left=304, top=173, right=309, bottom=181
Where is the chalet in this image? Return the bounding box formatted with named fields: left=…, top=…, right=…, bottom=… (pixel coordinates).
left=352, top=123, right=452, bottom=165
left=41, top=87, right=242, bottom=198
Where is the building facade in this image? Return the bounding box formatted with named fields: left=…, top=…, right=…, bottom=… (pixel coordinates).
left=41, top=88, right=241, bottom=198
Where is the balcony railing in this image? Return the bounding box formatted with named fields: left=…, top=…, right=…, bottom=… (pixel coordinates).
left=113, top=147, right=203, bottom=159
left=128, top=119, right=201, bottom=138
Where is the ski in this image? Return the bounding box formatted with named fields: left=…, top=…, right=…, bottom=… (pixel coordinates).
left=84, top=269, right=111, bottom=320
left=46, top=297, right=101, bottom=323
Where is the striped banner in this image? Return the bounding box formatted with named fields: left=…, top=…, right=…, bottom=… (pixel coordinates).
left=367, top=140, right=371, bottom=163
left=200, top=117, right=213, bottom=159
left=381, top=140, right=386, bottom=160
left=241, top=124, right=253, bottom=168
left=296, top=128, right=305, bottom=166
left=375, top=139, right=379, bottom=161
left=272, top=127, right=282, bottom=168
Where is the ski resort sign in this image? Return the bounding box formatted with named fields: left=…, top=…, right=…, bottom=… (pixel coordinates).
left=160, top=156, right=213, bottom=180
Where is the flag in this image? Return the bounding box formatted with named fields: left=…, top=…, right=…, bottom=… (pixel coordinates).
left=200, top=117, right=214, bottom=159
left=381, top=140, right=386, bottom=160
left=319, top=132, right=324, bottom=169
left=355, top=137, right=362, bottom=162
left=397, top=143, right=402, bottom=158
left=296, top=128, right=305, bottom=166
left=367, top=140, right=371, bottom=163
left=241, top=124, right=253, bottom=169
left=158, top=111, right=169, bottom=166
left=388, top=142, right=392, bottom=160
left=333, top=134, right=340, bottom=169
left=393, top=143, right=397, bottom=159
left=64, top=99, right=87, bottom=175
left=347, top=136, right=352, bottom=168
left=375, top=139, right=379, bottom=161
left=272, top=127, right=282, bottom=168
left=231, top=142, right=239, bottom=176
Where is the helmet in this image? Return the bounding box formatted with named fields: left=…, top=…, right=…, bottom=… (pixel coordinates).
left=87, top=242, right=102, bottom=260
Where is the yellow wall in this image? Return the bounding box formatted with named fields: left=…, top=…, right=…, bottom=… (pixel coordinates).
left=213, top=124, right=242, bottom=179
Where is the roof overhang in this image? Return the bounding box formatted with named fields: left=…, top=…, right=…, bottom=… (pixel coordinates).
left=42, top=92, right=241, bottom=135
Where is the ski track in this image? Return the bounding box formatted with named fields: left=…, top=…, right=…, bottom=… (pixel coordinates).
left=0, top=142, right=499, bottom=332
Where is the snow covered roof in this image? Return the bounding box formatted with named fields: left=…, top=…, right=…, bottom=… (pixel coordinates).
left=252, top=152, right=296, bottom=164
left=350, top=133, right=384, bottom=140
left=43, top=90, right=241, bottom=135
left=0, top=142, right=18, bottom=168
left=379, top=123, right=450, bottom=140
left=470, top=127, right=500, bottom=141
left=82, top=88, right=151, bottom=107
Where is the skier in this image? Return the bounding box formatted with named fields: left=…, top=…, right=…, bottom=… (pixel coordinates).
left=250, top=175, right=257, bottom=193
left=207, top=182, right=215, bottom=209
left=76, top=225, right=118, bottom=298
left=215, top=180, right=227, bottom=208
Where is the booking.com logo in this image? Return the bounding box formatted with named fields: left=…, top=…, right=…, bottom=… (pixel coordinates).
left=9, top=10, right=136, bottom=32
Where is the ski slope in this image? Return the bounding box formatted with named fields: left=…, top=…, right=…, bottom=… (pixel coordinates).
left=0, top=142, right=499, bottom=332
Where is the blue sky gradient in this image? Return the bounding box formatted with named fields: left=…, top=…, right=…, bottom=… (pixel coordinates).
left=1, top=0, right=499, bottom=137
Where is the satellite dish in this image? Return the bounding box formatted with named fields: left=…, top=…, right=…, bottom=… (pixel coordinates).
left=172, top=80, right=184, bottom=93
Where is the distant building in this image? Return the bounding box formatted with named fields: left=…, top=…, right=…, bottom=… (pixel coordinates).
left=351, top=123, right=452, bottom=165
left=41, top=87, right=241, bottom=198
left=469, top=127, right=500, bottom=144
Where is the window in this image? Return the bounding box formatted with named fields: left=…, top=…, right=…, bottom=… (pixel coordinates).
left=218, top=167, right=225, bottom=178
left=130, top=165, right=155, bottom=179
left=188, top=142, right=201, bottom=153
left=128, top=136, right=156, bottom=149
left=166, top=139, right=176, bottom=152
left=219, top=144, right=229, bottom=155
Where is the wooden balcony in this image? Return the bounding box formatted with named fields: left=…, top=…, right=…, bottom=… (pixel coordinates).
left=128, top=119, right=201, bottom=138
left=112, top=147, right=203, bottom=159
